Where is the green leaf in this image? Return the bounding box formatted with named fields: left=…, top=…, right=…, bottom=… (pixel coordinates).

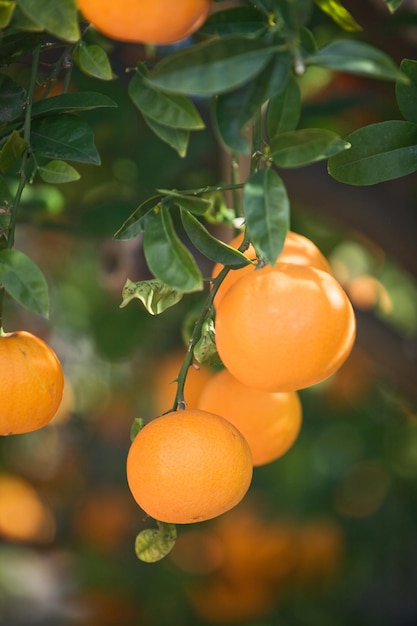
left=328, top=120, right=417, bottom=185
left=143, top=205, right=203, bottom=292
left=135, top=522, right=177, bottom=563
left=214, top=52, right=291, bottom=153
left=38, top=160, right=80, bottom=184
left=157, top=189, right=212, bottom=215
left=17, top=0, right=80, bottom=42
left=243, top=168, right=290, bottom=265
left=306, top=40, right=408, bottom=83
left=314, top=0, right=362, bottom=31
left=129, top=65, right=204, bottom=130
left=146, top=35, right=278, bottom=96
left=113, top=196, right=163, bottom=240
left=0, top=130, right=27, bottom=173
left=181, top=209, right=251, bottom=266
left=0, top=74, right=26, bottom=123
left=194, top=317, right=222, bottom=367
left=396, top=59, right=417, bottom=124
left=142, top=114, right=190, bottom=158
left=32, top=92, right=117, bottom=118
left=120, top=278, right=184, bottom=315
left=31, top=114, right=100, bottom=164
left=73, top=42, right=114, bottom=81
left=0, top=176, right=12, bottom=236
left=266, top=75, right=301, bottom=139
left=0, top=248, right=49, bottom=318
left=0, top=2, right=16, bottom=29
left=384, top=0, right=403, bottom=12
left=130, top=418, right=145, bottom=442
left=271, top=128, right=350, bottom=167
left=200, top=6, right=266, bottom=36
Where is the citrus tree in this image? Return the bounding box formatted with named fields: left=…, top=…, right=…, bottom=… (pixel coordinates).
left=0, top=0, right=416, bottom=576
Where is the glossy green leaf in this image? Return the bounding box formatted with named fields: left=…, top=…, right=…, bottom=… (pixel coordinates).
left=31, top=114, right=100, bottom=164
left=271, top=128, right=350, bottom=167
left=181, top=209, right=251, bottom=266
left=73, top=42, right=113, bottom=80
left=0, top=74, right=26, bottom=123
left=243, top=168, right=290, bottom=265
left=129, top=66, right=204, bottom=130
left=200, top=6, right=266, bottom=36
left=135, top=522, right=177, bottom=563
left=157, top=189, right=212, bottom=215
left=0, top=2, right=16, bottom=28
left=214, top=52, right=291, bottom=153
left=328, top=120, right=417, bottom=185
left=120, top=278, right=184, bottom=315
left=142, top=113, right=190, bottom=158
left=0, top=248, right=49, bottom=318
left=396, top=59, right=417, bottom=124
left=113, top=196, right=163, bottom=240
left=38, top=160, right=80, bottom=184
left=143, top=205, right=203, bottom=292
left=32, top=92, right=117, bottom=118
left=306, top=40, right=408, bottom=83
left=314, top=0, right=362, bottom=31
left=146, top=35, right=278, bottom=96
left=385, top=0, right=403, bottom=12
left=0, top=130, right=27, bottom=173
left=266, top=75, right=301, bottom=139
left=17, top=0, right=80, bottom=42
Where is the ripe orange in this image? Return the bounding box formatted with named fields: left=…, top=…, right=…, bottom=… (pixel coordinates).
left=197, top=368, right=302, bottom=466
left=76, top=0, right=211, bottom=45
left=126, top=409, right=253, bottom=524
left=215, top=263, right=356, bottom=392
left=212, top=230, right=331, bottom=308
left=151, top=348, right=213, bottom=415
left=0, top=330, right=64, bottom=435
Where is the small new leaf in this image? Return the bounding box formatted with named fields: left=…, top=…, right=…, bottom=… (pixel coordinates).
left=38, top=160, right=80, bottom=184
left=0, top=130, right=27, bottom=173
left=314, top=0, right=362, bottom=31
left=194, top=317, right=222, bottom=367
left=73, top=43, right=113, bottom=80
left=120, top=278, right=184, bottom=315
left=130, top=418, right=145, bottom=442
left=135, top=522, right=177, bottom=563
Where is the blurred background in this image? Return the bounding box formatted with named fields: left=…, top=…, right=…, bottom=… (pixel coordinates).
left=1, top=3, right=417, bottom=625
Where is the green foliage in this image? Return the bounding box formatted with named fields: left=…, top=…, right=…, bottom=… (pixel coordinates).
left=120, top=278, right=184, bottom=315
left=0, top=248, right=49, bottom=317
left=0, top=0, right=414, bottom=332
left=243, top=168, right=289, bottom=265
left=328, top=120, right=417, bottom=185
left=135, top=522, right=177, bottom=563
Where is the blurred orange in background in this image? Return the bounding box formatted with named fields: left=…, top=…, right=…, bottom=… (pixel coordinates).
left=150, top=348, right=214, bottom=416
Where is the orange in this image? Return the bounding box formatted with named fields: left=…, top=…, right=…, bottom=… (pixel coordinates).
left=214, top=263, right=356, bottom=392
left=151, top=348, right=213, bottom=415
left=212, top=230, right=331, bottom=308
left=76, top=0, right=211, bottom=45
left=0, top=330, right=64, bottom=435
left=0, top=473, right=55, bottom=543
left=126, top=409, right=253, bottom=524
left=197, top=368, right=302, bottom=466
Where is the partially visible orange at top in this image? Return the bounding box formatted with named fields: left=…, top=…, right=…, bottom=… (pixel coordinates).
left=76, top=0, right=211, bottom=45
left=212, top=230, right=332, bottom=308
